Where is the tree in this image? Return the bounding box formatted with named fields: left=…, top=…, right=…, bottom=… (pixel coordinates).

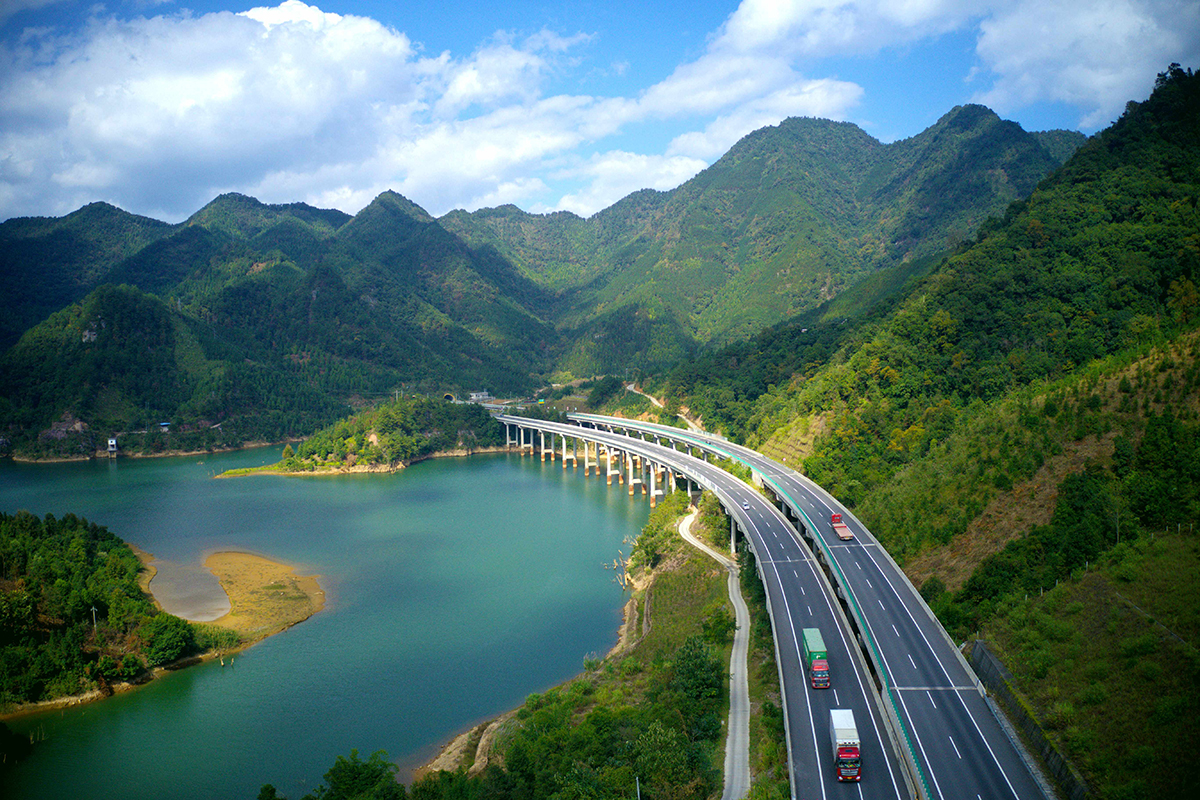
left=634, top=722, right=690, bottom=794
left=306, top=749, right=405, bottom=800
left=138, top=613, right=195, bottom=667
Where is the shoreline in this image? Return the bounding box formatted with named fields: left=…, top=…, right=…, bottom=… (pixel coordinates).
left=214, top=445, right=512, bottom=478
left=8, top=440, right=279, bottom=464
left=1, top=548, right=325, bottom=721
left=414, top=532, right=656, bottom=780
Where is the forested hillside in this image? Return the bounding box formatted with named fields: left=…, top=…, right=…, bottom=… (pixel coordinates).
left=0, top=203, right=172, bottom=351
left=651, top=64, right=1200, bottom=800
left=443, top=106, right=1082, bottom=373
left=225, top=395, right=505, bottom=475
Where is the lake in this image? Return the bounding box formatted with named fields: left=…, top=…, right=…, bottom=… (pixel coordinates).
left=0, top=447, right=650, bottom=799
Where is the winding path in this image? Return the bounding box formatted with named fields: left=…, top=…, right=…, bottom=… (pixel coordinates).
left=677, top=509, right=750, bottom=800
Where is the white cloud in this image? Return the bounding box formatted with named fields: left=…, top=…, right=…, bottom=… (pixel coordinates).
left=1, top=0, right=1195, bottom=224
left=550, top=150, right=709, bottom=217
left=974, top=0, right=1200, bottom=128
left=0, top=3, right=430, bottom=218
left=715, top=0, right=984, bottom=58
left=0, top=3, right=626, bottom=221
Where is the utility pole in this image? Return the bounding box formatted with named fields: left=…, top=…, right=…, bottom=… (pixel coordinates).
left=91, top=606, right=98, bottom=634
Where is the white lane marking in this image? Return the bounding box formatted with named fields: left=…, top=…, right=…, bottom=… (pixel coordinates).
left=865, top=578, right=873, bottom=589
left=928, top=691, right=937, bottom=709
left=949, top=736, right=962, bottom=759
left=857, top=530, right=1026, bottom=800
left=894, top=690, right=946, bottom=800
left=789, top=532, right=908, bottom=799
left=908, top=654, right=917, bottom=670
left=756, top=541, right=828, bottom=800
left=892, top=624, right=900, bottom=637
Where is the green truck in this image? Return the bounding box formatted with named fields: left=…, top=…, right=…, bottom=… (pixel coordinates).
left=802, top=627, right=830, bottom=688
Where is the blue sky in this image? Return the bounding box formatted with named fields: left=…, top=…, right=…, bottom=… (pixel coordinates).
left=1, top=0, right=1197, bottom=223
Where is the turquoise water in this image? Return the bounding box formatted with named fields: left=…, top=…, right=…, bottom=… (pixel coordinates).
left=0, top=449, right=649, bottom=799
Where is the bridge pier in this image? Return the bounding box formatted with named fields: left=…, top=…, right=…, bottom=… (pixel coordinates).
left=649, top=463, right=663, bottom=507
left=627, top=452, right=643, bottom=496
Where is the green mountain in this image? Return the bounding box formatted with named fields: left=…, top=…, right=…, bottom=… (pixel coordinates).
left=0, top=103, right=1083, bottom=455
left=0, top=192, right=566, bottom=456
left=0, top=202, right=173, bottom=350
left=442, top=105, right=1083, bottom=373
left=649, top=64, right=1200, bottom=799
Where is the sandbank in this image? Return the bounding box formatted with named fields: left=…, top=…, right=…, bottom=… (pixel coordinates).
left=0, top=549, right=325, bottom=720
left=200, top=551, right=325, bottom=642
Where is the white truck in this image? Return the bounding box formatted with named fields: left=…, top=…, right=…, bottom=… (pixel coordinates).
left=830, top=709, right=862, bottom=781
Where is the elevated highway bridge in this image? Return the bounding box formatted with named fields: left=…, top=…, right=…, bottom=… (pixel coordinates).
left=498, top=415, right=911, bottom=800
left=565, top=413, right=1052, bottom=800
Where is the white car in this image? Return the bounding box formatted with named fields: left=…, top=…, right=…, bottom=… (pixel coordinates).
left=742, top=501, right=750, bottom=510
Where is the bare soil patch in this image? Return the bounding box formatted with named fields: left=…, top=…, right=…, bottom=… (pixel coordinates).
left=904, top=433, right=1115, bottom=592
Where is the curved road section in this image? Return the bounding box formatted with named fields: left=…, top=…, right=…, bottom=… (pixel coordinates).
left=568, top=413, right=1051, bottom=800
left=498, top=415, right=909, bottom=800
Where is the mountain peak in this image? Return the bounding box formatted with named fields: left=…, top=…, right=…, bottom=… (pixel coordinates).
left=363, top=191, right=435, bottom=224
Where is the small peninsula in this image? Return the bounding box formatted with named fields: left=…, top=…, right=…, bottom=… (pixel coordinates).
left=216, top=395, right=508, bottom=477
left=0, top=512, right=324, bottom=720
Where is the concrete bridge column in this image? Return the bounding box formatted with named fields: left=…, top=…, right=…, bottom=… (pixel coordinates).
left=607, top=449, right=618, bottom=485
left=583, top=440, right=592, bottom=476
left=539, top=431, right=546, bottom=461
left=730, top=515, right=738, bottom=552
left=627, top=453, right=642, bottom=496
left=649, top=463, right=663, bottom=507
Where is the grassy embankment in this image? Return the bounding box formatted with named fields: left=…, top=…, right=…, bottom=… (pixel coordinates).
left=982, top=530, right=1199, bottom=798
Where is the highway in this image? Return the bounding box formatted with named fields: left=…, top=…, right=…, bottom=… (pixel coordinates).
left=567, top=413, right=1050, bottom=800
left=498, top=415, right=910, bottom=800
